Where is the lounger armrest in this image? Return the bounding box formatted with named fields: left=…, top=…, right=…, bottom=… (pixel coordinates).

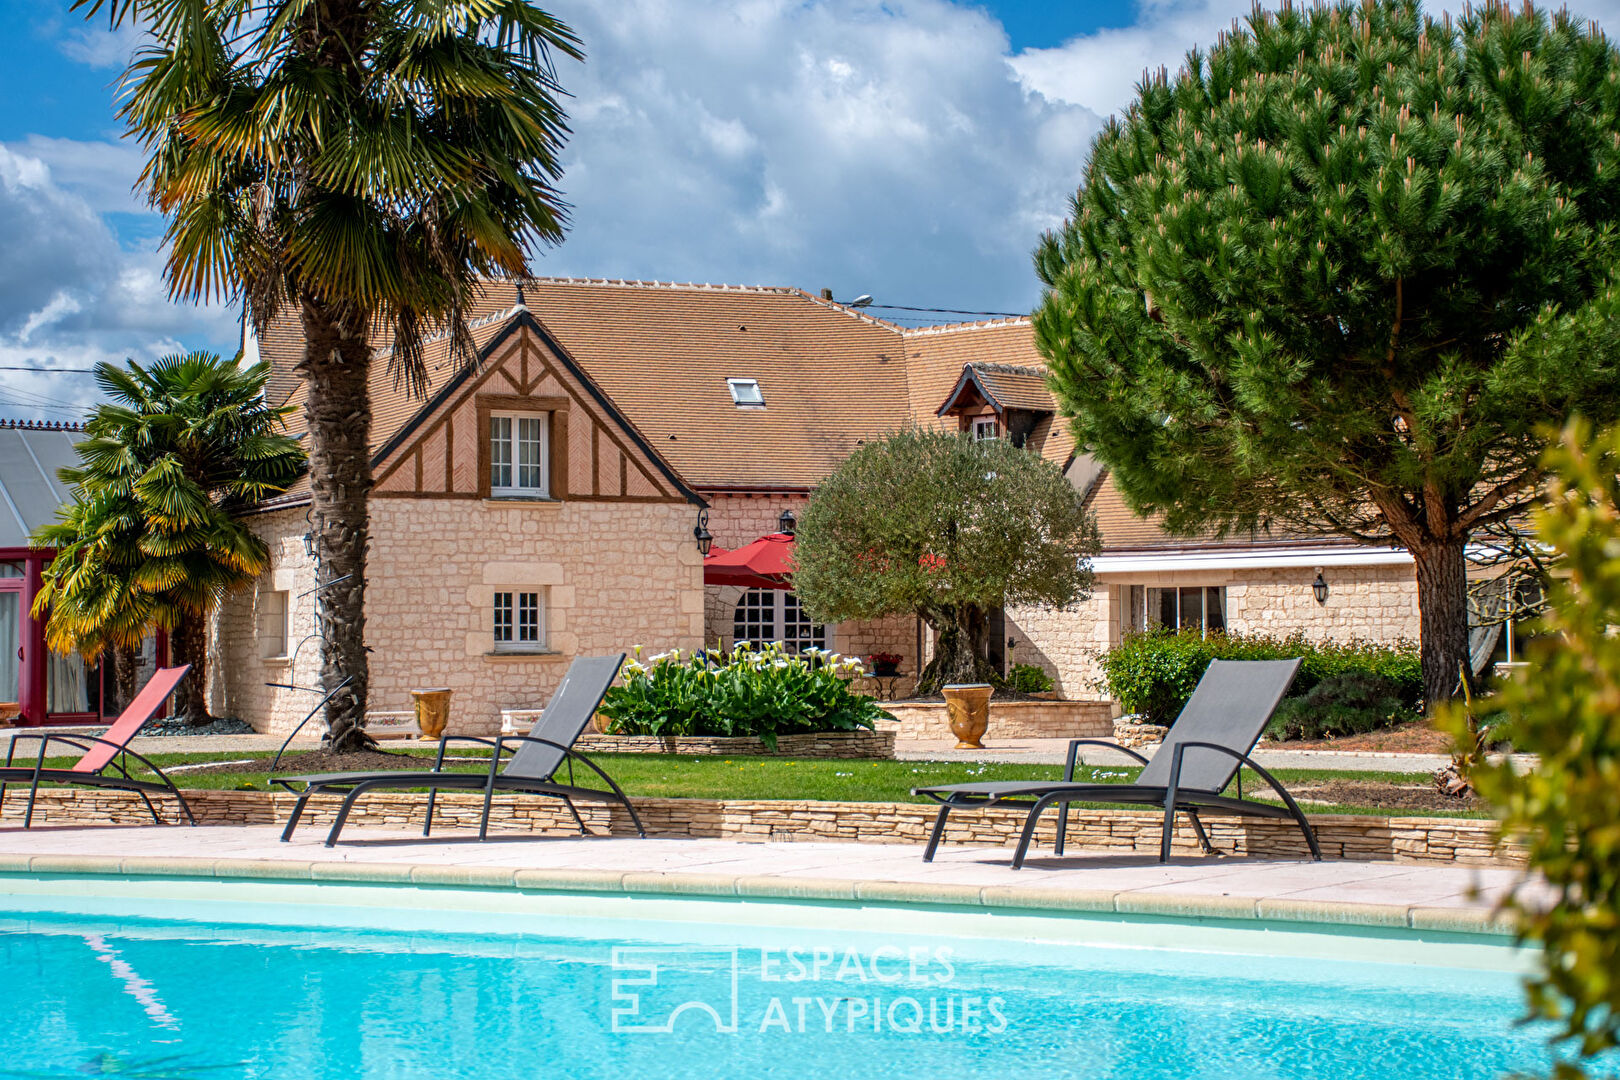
left=1064, top=738, right=1148, bottom=781
left=10, top=732, right=165, bottom=779
left=1165, top=741, right=1311, bottom=819
left=433, top=734, right=509, bottom=774
left=492, top=735, right=636, bottom=805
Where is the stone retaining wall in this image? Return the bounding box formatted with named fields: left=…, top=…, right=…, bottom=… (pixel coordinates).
left=881, top=699, right=1114, bottom=742
left=572, top=730, right=895, bottom=759
left=6, top=788, right=1517, bottom=866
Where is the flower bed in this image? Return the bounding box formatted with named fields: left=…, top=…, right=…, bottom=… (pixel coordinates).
left=597, top=643, right=891, bottom=750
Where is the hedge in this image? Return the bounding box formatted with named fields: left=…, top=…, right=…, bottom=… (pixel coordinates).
left=1096, top=629, right=1423, bottom=726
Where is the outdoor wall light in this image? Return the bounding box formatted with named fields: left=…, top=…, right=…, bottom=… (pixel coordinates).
left=1312, top=570, right=1329, bottom=605
left=694, top=509, right=714, bottom=556
left=778, top=508, right=797, bottom=535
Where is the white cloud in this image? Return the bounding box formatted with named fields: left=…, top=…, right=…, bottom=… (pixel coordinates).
left=1010, top=0, right=1255, bottom=120
left=539, top=0, right=1101, bottom=313
left=0, top=143, right=236, bottom=422
left=57, top=20, right=144, bottom=70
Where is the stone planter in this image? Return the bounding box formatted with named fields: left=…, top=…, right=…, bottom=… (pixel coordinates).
left=573, top=729, right=896, bottom=759
left=410, top=688, right=453, bottom=742
left=942, top=683, right=994, bottom=749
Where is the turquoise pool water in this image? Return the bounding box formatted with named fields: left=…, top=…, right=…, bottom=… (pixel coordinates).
left=0, top=904, right=1566, bottom=1080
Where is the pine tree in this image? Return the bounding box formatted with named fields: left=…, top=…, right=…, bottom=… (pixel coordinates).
left=1035, top=0, right=1620, bottom=707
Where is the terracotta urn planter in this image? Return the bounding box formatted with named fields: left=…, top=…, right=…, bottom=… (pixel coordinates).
left=410, top=687, right=453, bottom=741
left=942, top=683, right=994, bottom=749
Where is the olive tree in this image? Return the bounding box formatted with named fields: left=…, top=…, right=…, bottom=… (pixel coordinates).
left=793, top=429, right=1098, bottom=693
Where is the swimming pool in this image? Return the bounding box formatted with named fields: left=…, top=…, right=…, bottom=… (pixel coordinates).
left=0, top=878, right=1571, bottom=1080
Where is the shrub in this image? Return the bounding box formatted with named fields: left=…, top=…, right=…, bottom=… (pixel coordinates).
left=1265, top=672, right=1419, bottom=741
left=1096, top=629, right=1422, bottom=726
left=1008, top=663, right=1054, bottom=695
left=597, top=643, right=890, bottom=749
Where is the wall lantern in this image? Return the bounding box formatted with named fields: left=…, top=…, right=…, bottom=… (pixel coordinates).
left=694, top=509, right=714, bottom=556
left=1312, top=570, right=1329, bottom=605
left=778, top=508, right=797, bottom=536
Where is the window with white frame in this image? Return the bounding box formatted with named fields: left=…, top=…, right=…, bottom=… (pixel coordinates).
left=732, top=590, right=827, bottom=654
left=489, top=413, right=550, bottom=497
left=493, top=590, right=546, bottom=652
left=258, top=589, right=290, bottom=659
left=971, top=416, right=1000, bottom=441
left=1126, top=585, right=1227, bottom=636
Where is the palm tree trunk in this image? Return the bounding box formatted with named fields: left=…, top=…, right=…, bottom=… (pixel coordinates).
left=299, top=297, right=373, bottom=752
left=172, top=614, right=211, bottom=725
left=111, top=642, right=139, bottom=714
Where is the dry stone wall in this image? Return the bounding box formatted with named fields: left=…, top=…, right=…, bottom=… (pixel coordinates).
left=10, top=788, right=1517, bottom=867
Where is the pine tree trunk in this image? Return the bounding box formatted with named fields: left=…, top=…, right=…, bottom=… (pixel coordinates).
left=1410, top=537, right=1472, bottom=711
left=299, top=298, right=373, bottom=753
left=173, top=614, right=211, bottom=725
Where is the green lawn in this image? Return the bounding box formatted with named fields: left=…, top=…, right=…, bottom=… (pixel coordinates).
left=19, top=747, right=1485, bottom=818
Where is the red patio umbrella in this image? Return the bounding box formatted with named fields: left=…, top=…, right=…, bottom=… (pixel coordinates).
left=703, top=532, right=796, bottom=589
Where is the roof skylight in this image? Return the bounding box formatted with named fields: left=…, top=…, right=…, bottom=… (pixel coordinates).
left=727, top=378, right=765, bottom=408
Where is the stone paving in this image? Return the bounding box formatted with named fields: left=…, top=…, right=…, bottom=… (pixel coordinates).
left=0, top=823, right=1541, bottom=931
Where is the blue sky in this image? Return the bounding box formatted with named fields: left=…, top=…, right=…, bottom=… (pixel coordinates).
left=4, top=0, right=1614, bottom=421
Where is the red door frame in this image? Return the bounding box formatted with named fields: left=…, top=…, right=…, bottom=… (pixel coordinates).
left=1, top=546, right=172, bottom=727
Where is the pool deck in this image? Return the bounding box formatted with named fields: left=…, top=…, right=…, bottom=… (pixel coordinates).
left=0, top=824, right=1539, bottom=935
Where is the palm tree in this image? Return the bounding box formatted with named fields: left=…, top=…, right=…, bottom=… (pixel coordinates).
left=76, top=0, right=581, bottom=750
left=33, top=353, right=304, bottom=724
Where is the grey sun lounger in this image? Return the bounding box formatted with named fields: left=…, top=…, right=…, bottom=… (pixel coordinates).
left=276, top=654, right=644, bottom=847
left=0, top=665, right=196, bottom=828
left=912, top=658, right=1319, bottom=868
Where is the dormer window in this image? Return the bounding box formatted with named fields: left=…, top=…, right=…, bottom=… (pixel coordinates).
left=972, top=416, right=1001, bottom=441
left=728, top=378, right=765, bottom=409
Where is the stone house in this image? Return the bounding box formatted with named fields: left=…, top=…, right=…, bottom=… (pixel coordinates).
left=217, top=277, right=1427, bottom=733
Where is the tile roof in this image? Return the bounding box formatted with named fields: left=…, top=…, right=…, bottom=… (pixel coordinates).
left=936, top=362, right=1056, bottom=417
left=1086, top=471, right=1364, bottom=554
left=261, top=278, right=915, bottom=490
left=969, top=363, right=1056, bottom=413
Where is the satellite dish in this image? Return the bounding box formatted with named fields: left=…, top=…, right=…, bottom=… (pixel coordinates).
left=848, top=295, right=874, bottom=308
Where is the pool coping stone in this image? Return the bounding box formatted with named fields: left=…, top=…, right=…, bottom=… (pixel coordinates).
left=5, top=853, right=1518, bottom=937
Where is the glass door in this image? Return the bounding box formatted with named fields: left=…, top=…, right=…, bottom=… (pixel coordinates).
left=0, top=560, right=21, bottom=707
left=0, top=591, right=17, bottom=704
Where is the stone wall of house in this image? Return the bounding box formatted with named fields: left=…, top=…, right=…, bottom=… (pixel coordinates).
left=1005, top=590, right=1117, bottom=701
left=703, top=491, right=808, bottom=550
left=1225, top=564, right=1420, bottom=642
left=998, top=564, right=1420, bottom=706
left=211, top=508, right=320, bottom=734
left=215, top=498, right=702, bottom=735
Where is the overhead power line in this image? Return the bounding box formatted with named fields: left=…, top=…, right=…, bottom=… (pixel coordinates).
left=866, top=303, right=1027, bottom=318
left=0, top=366, right=99, bottom=373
